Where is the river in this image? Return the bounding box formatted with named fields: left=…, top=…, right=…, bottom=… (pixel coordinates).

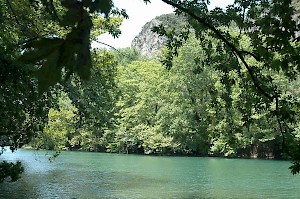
left=0, top=149, right=300, bottom=198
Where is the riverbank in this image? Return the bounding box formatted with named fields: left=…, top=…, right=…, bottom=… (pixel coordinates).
left=19, top=143, right=285, bottom=162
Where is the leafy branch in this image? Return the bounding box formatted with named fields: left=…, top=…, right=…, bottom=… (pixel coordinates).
left=161, top=0, right=274, bottom=101
left=160, top=0, right=298, bottom=164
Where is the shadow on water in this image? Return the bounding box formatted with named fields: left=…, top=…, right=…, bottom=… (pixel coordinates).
left=0, top=169, right=176, bottom=198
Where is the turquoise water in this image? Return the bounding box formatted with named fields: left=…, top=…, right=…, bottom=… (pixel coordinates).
left=0, top=149, right=300, bottom=198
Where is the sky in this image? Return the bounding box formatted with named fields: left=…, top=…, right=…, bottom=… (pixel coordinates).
left=93, top=0, right=234, bottom=49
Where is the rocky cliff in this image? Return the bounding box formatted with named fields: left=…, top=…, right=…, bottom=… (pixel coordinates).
left=131, top=13, right=187, bottom=57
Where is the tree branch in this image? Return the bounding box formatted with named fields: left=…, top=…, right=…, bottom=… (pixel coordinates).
left=239, top=50, right=261, bottom=62
left=161, top=0, right=273, bottom=101
left=92, top=40, right=127, bottom=57
left=161, top=0, right=293, bottom=157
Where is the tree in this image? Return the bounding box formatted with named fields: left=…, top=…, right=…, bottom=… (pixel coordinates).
left=175, top=34, right=283, bottom=158
left=0, top=0, right=123, bottom=181
left=64, top=50, right=118, bottom=152
left=153, top=0, right=300, bottom=173
left=30, top=50, right=119, bottom=152
left=0, top=41, right=55, bottom=183
left=107, top=60, right=172, bottom=154
left=30, top=91, right=76, bottom=151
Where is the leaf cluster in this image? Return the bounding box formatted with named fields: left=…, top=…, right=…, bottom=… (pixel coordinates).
left=17, top=0, right=128, bottom=93
left=0, top=161, right=24, bottom=183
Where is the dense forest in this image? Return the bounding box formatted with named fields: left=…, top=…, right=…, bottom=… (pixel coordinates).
left=31, top=36, right=296, bottom=158
left=1, top=0, right=300, bottom=182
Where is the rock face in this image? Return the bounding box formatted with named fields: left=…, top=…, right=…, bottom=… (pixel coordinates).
left=131, top=17, right=167, bottom=57
left=131, top=13, right=187, bottom=57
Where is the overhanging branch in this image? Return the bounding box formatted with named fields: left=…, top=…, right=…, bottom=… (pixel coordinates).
left=161, top=0, right=291, bottom=156
left=161, top=0, right=274, bottom=101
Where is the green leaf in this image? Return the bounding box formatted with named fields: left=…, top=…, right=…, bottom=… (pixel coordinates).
left=19, top=38, right=63, bottom=64
left=26, top=38, right=63, bottom=49
left=73, top=13, right=92, bottom=80
left=82, top=0, right=93, bottom=7
left=76, top=45, right=91, bottom=80
left=271, top=59, right=282, bottom=72
left=59, top=40, right=78, bottom=72
left=90, top=0, right=113, bottom=16
left=61, top=0, right=78, bottom=9
left=290, top=162, right=300, bottom=175
left=61, top=9, right=80, bottom=26
left=36, top=49, right=62, bottom=94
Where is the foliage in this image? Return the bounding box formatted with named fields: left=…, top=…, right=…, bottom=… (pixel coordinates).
left=31, top=50, right=119, bottom=152
left=65, top=50, right=118, bottom=151
left=112, top=47, right=142, bottom=66
left=0, top=0, right=122, bottom=181
left=1, top=0, right=300, bottom=180
left=0, top=161, right=24, bottom=183
left=107, top=33, right=285, bottom=157
left=155, top=0, right=300, bottom=172
left=0, top=52, right=54, bottom=151
left=107, top=60, right=175, bottom=154
left=17, top=0, right=128, bottom=93
left=26, top=31, right=295, bottom=159
left=31, top=92, right=76, bottom=151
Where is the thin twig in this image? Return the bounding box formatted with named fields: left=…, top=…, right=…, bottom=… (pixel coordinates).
left=239, top=50, right=261, bottom=61
left=92, top=40, right=128, bottom=57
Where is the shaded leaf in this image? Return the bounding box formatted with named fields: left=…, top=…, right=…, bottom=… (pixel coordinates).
left=19, top=38, right=63, bottom=64
left=36, top=49, right=62, bottom=93
left=61, top=0, right=78, bottom=9
left=90, top=0, right=113, bottom=16
left=61, top=8, right=81, bottom=26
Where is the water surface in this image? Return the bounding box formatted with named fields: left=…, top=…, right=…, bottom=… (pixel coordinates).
left=0, top=149, right=299, bottom=198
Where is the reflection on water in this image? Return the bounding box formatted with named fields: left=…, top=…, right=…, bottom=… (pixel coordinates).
left=0, top=149, right=300, bottom=199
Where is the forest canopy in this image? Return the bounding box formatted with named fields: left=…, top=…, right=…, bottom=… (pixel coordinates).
left=1, top=0, right=300, bottom=182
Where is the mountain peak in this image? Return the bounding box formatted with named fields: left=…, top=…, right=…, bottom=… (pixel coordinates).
left=131, top=13, right=187, bottom=57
